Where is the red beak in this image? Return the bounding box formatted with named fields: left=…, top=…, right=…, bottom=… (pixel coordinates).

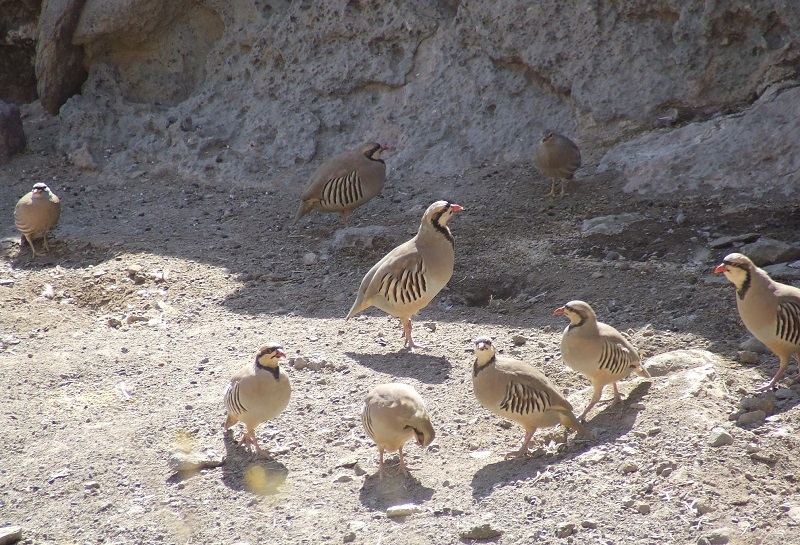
left=714, top=264, right=726, bottom=274
left=553, top=306, right=566, bottom=315
left=450, top=204, right=464, bottom=212
left=276, top=349, right=286, bottom=359
left=380, top=145, right=390, bottom=152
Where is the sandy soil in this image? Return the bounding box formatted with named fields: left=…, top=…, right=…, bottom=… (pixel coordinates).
left=2, top=109, right=800, bottom=545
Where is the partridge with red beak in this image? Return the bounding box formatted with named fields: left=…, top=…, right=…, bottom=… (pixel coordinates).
left=346, top=200, right=463, bottom=350
left=555, top=300, right=650, bottom=420
left=715, top=252, right=800, bottom=391
left=472, top=336, right=587, bottom=458
left=223, top=343, right=292, bottom=453
left=15, top=182, right=61, bottom=256
left=295, top=142, right=389, bottom=226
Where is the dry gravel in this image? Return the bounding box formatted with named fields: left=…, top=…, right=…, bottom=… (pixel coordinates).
left=2, top=116, right=800, bottom=544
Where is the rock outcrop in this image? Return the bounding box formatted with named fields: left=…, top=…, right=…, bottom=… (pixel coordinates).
left=0, top=100, right=26, bottom=162
left=17, top=1, right=800, bottom=192
left=35, top=0, right=89, bottom=115
left=0, top=0, right=41, bottom=104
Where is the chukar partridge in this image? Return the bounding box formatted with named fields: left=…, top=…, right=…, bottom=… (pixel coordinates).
left=14, top=182, right=61, bottom=256
left=533, top=131, right=581, bottom=197
left=362, top=382, right=435, bottom=478
left=555, top=300, right=650, bottom=420
left=223, top=343, right=291, bottom=453
left=472, top=336, right=587, bottom=459
left=295, top=142, right=389, bottom=226
left=346, top=200, right=463, bottom=350
left=715, top=252, right=800, bottom=391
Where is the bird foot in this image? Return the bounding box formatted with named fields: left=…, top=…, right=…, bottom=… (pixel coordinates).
left=753, top=381, right=778, bottom=393
left=503, top=449, right=529, bottom=460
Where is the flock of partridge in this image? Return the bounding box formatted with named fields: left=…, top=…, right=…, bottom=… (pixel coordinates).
left=13, top=133, right=800, bottom=478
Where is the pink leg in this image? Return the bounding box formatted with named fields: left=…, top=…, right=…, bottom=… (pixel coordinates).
left=755, top=356, right=789, bottom=392
left=397, top=445, right=409, bottom=476
left=401, top=318, right=424, bottom=350
left=579, top=384, right=603, bottom=421
left=340, top=212, right=350, bottom=227
left=611, top=382, right=622, bottom=405
left=505, top=428, right=536, bottom=459
left=378, top=447, right=385, bottom=479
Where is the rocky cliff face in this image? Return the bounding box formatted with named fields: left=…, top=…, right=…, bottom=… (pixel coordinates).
left=13, top=0, right=800, bottom=193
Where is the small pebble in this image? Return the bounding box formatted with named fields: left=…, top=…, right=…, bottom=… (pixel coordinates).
left=708, top=427, right=733, bottom=447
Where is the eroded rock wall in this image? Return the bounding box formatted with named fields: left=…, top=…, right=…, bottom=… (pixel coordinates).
left=28, top=0, right=800, bottom=193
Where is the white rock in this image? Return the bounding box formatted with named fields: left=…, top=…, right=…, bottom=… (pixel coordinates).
left=168, top=449, right=225, bottom=472
left=644, top=349, right=718, bottom=377
left=386, top=504, right=424, bottom=518
left=459, top=522, right=503, bottom=540
left=707, top=427, right=733, bottom=447
left=302, top=252, right=318, bottom=265
left=581, top=213, right=640, bottom=236
left=0, top=526, right=22, bottom=545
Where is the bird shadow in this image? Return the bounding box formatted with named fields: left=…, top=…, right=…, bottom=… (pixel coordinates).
left=344, top=351, right=452, bottom=384
left=218, top=430, right=290, bottom=495
left=469, top=381, right=651, bottom=500
left=582, top=381, right=652, bottom=442
left=358, top=462, right=435, bottom=512
left=7, top=238, right=112, bottom=271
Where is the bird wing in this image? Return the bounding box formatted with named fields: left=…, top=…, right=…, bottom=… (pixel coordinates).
left=596, top=323, right=640, bottom=372
left=347, top=238, right=423, bottom=318
left=775, top=299, right=800, bottom=345
left=300, top=153, right=359, bottom=201
left=496, top=359, right=574, bottom=413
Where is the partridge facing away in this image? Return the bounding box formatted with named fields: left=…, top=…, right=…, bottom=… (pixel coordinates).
left=295, top=142, right=389, bottom=226
left=555, top=300, right=650, bottom=420
left=224, top=343, right=292, bottom=453
left=346, top=200, right=463, bottom=350
left=715, top=252, right=800, bottom=392
left=472, top=336, right=587, bottom=459
left=362, top=382, right=435, bottom=478
left=533, top=131, right=581, bottom=197
left=14, top=182, right=61, bottom=256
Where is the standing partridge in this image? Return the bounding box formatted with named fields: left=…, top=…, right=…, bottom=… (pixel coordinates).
left=14, top=182, right=61, bottom=256
left=555, top=300, right=650, bottom=420
left=295, top=142, right=389, bottom=226
left=715, top=252, right=800, bottom=391
left=223, top=343, right=292, bottom=453
left=533, top=130, right=581, bottom=197
left=472, top=336, right=587, bottom=459
left=346, top=200, right=463, bottom=350
left=362, top=382, right=435, bottom=478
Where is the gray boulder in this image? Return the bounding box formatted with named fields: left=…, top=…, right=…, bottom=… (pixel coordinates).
left=0, top=101, right=25, bottom=162
left=35, top=0, right=89, bottom=115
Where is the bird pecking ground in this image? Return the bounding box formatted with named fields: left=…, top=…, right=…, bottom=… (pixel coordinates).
left=2, top=115, right=800, bottom=545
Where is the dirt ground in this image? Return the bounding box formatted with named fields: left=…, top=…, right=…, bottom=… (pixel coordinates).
left=3, top=108, right=800, bottom=545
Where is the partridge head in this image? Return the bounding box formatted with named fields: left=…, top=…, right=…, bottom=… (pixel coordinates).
left=14, top=182, right=61, bottom=257
left=361, top=382, right=435, bottom=478
left=533, top=131, right=581, bottom=197
left=295, top=142, right=389, bottom=226
left=346, top=200, right=463, bottom=350
left=223, top=342, right=292, bottom=454
left=715, top=252, right=800, bottom=391
left=555, top=300, right=649, bottom=420
left=472, top=336, right=587, bottom=459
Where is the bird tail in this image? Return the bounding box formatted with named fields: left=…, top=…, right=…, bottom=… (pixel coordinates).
left=294, top=201, right=312, bottom=223
left=223, top=413, right=237, bottom=429
left=633, top=364, right=651, bottom=379
left=559, top=410, right=589, bottom=437
left=346, top=296, right=369, bottom=320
